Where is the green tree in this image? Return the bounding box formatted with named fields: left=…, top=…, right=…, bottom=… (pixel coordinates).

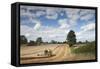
left=20, top=35, right=27, bottom=44
left=27, top=40, right=36, bottom=46
left=51, top=40, right=57, bottom=44
left=63, top=41, right=67, bottom=44
left=36, top=37, right=43, bottom=45
left=67, top=30, right=76, bottom=47
left=78, top=41, right=82, bottom=44
left=85, top=40, right=89, bottom=43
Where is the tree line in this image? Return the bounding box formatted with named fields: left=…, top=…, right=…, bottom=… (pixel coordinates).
left=20, top=30, right=90, bottom=47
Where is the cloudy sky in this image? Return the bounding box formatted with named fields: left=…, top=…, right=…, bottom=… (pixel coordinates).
left=20, top=5, right=95, bottom=42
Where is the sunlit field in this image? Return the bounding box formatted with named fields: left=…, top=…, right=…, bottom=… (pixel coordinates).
left=20, top=43, right=95, bottom=64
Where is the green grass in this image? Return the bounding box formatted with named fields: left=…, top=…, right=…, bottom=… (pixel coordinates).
left=71, top=41, right=95, bottom=55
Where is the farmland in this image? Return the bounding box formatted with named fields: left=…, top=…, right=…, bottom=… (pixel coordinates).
left=20, top=44, right=95, bottom=64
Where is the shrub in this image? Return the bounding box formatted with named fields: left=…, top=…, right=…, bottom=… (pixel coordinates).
left=71, top=41, right=95, bottom=54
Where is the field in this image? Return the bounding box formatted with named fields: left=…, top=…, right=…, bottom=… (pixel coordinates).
left=20, top=44, right=95, bottom=64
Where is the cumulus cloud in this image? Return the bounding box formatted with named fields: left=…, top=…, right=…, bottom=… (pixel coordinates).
left=64, top=8, right=80, bottom=25
left=46, top=13, right=58, bottom=19
left=81, top=23, right=95, bottom=32
left=20, top=5, right=59, bottom=20
left=58, top=19, right=70, bottom=29
left=30, top=19, right=42, bottom=30
left=21, top=25, right=42, bottom=42
left=65, top=8, right=80, bottom=18
left=36, top=11, right=46, bottom=17
left=80, top=9, right=95, bottom=16
left=20, top=7, right=42, bottom=31
left=20, top=5, right=95, bottom=42
left=34, top=23, right=41, bottom=30
left=25, top=33, right=31, bottom=37
left=21, top=24, right=69, bottom=42
left=80, top=9, right=95, bottom=21
left=21, top=25, right=32, bottom=35
left=80, top=14, right=94, bottom=21
left=76, top=31, right=95, bottom=42
left=77, top=23, right=95, bottom=36
left=45, top=8, right=58, bottom=19
left=76, top=23, right=95, bottom=41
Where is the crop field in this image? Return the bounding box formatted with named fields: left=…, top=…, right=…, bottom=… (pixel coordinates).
left=20, top=44, right=95, bottom=64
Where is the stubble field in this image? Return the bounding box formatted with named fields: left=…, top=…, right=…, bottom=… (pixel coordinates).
left=20, top=44, right=95, bottom=64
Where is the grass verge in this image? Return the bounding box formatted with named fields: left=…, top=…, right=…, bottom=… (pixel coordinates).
left=71, top=41, right=95, bottom=55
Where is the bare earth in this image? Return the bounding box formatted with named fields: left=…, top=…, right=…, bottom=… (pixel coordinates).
left=20, top=44, right=95, bottom=64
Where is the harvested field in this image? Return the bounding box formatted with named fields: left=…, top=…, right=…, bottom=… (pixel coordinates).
left=20, top=44, right=95, bottom=64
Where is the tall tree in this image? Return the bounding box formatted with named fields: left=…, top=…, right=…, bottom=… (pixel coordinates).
left=20, top=35, right=27, bottom=44
left=67, top=30, right=76, bottom=47
left=51, top=40, right=57, bottom=44
left=85, top=40, right=89, bottom=43
left=36, top=37, right=43, bottom=45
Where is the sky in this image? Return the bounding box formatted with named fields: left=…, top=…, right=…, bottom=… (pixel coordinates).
left=20, top=5, right=95, bottom=42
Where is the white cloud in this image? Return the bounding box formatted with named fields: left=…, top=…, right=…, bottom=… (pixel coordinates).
left=25, top=33, right=30, bottom=37
left=25, top=15, right=42, bottom=30
left=36, top=11, right=46, bottom=17
left=76, top=31, right=95, bottom=42
left=80, top=14, right=94, bottom=21
left=34, top=23, right=41, bottom=30
left=58, top=19, right=70, bottom=29
left=21, top=25, right=41, bottom=42
left=20, top=6, right=46, bottom=20
left=46, top=8, right=58, bottom=19
left=21, top=6, right=59, bottom=20
left=60, top=13, right=64, bottom=16
left=80, top=9, right=95, bottom=21
left=80, top=9, right=95, bottom=16
left=46, top=13, right=58, bottom=19
left=65, top=8, right=80, bottom=18
left=32, top=19, right=41, bottom=30
left=81, top=23, right=95, bottom=32
left=77, top=23, right=95, bottom=36
left=20, top=6, right=95, bottom=42
left=21, top=24, right=69, bottom=42
left=21, top=25, right=32, bottom=35
left=76, top=23, right=95, bottom=42
left=64, top=8, right=80, bottom=25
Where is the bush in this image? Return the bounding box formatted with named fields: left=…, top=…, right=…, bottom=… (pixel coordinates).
left=36, top=37, right=43, bottom=45
left=71, top=41, right=95, bottom=54
left=20, top=35, right=27, bottom=44
left=27, top=40, right=37, bottom=46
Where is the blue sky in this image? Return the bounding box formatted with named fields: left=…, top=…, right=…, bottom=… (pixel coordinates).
left=20, top=5, right=95, bottom=42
